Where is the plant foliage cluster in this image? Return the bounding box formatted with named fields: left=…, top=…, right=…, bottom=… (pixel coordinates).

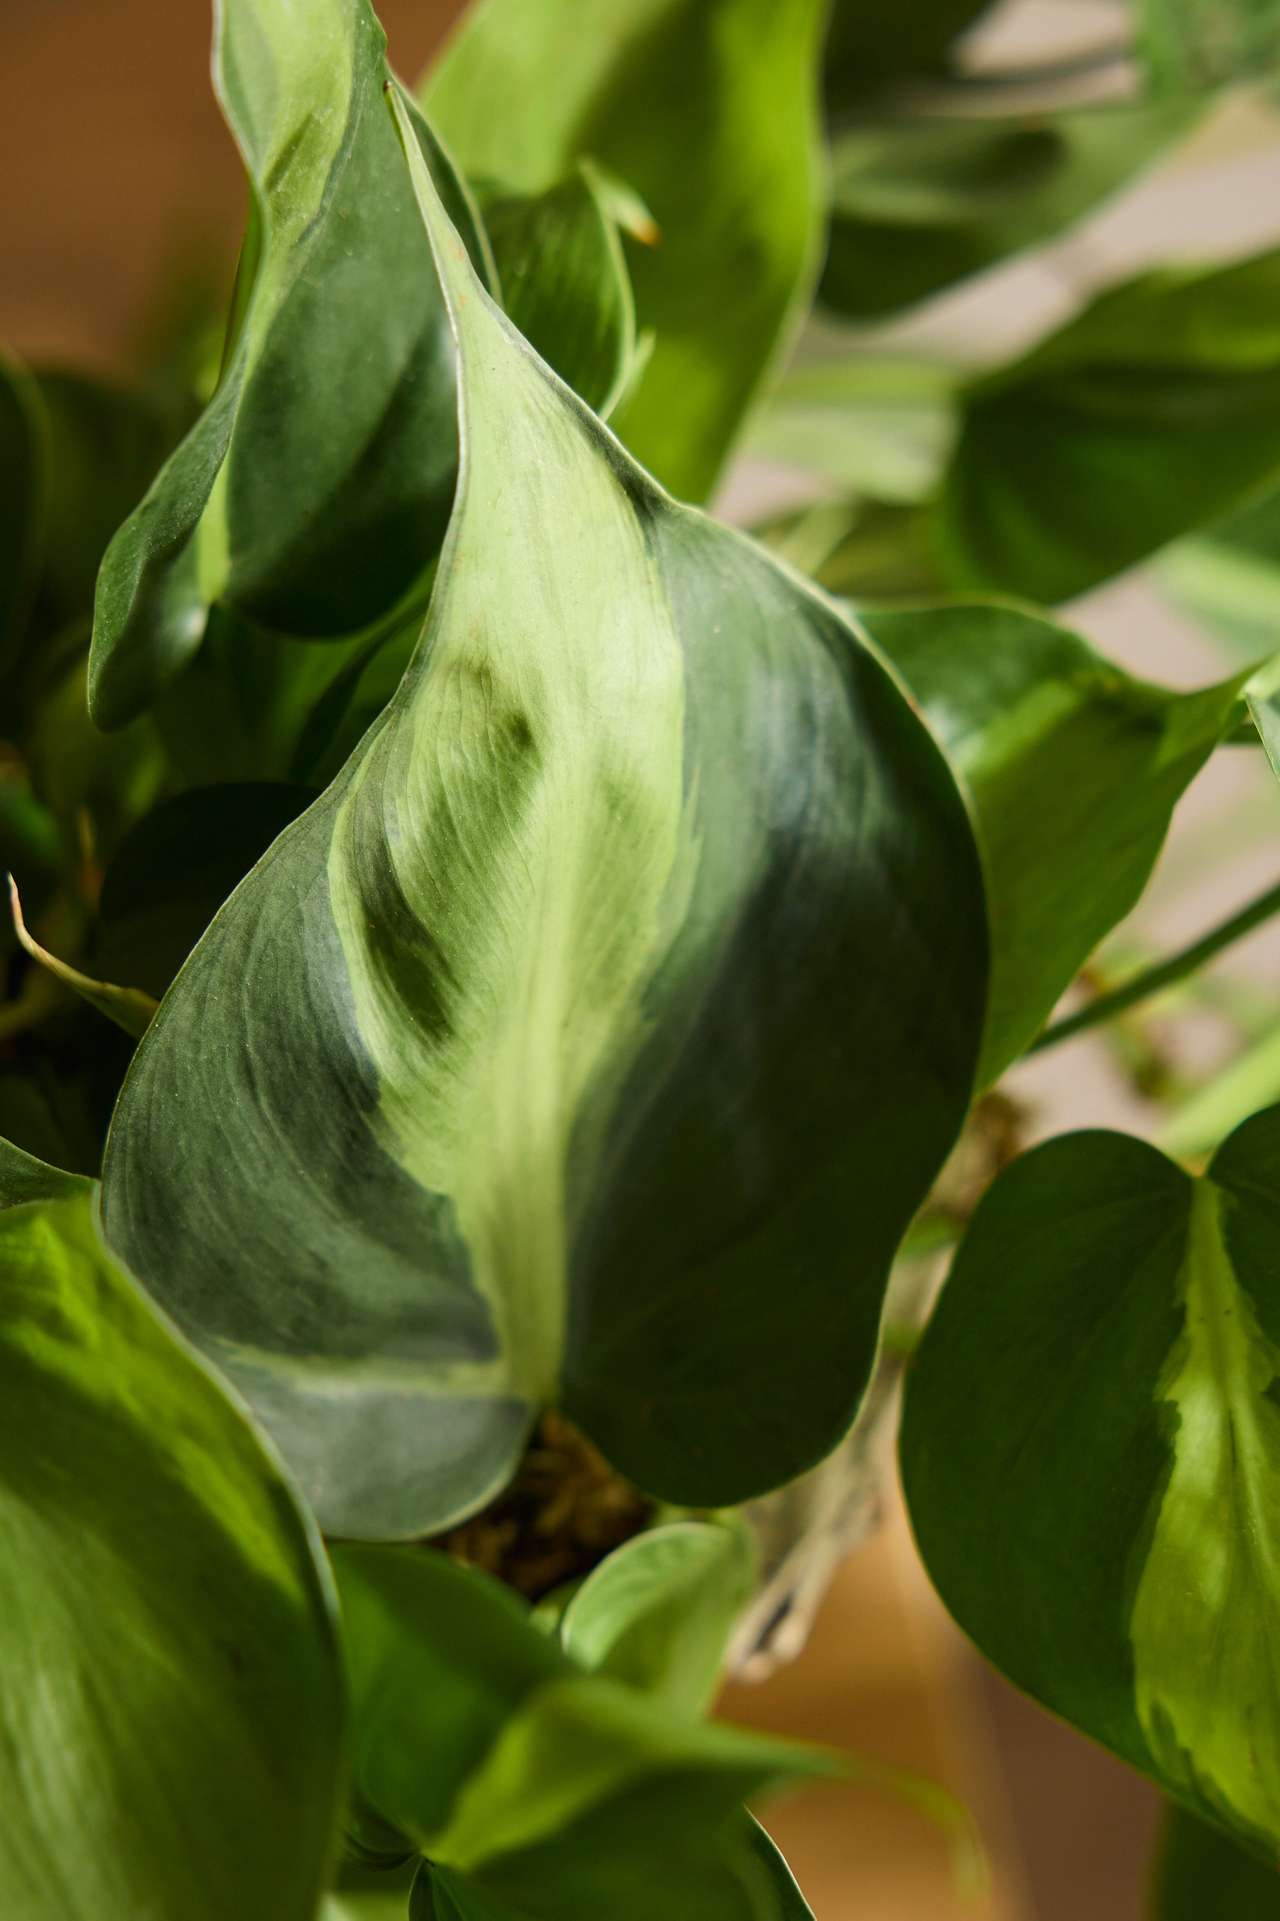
left=9, top=0, right=1280, bottom=1914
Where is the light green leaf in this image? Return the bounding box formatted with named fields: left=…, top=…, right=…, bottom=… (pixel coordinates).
left=820, top=97, right=1196, bottom=322
left=483, top=163, right=637, bottom=419
left=89, top=0, right=493, bottom=729
left=423, top=0, right=829, bottom=501
left=1139, top=0, right=1280, bottom=91
left=336, top=1544, right=829, bottom=1921
left=1152, top=1801, right=1280, bottom=1918
left=98, top=89, right=986, bottom=1539
left=859, top=598, right=1244, bottom=1082
left=560, top=1519, right=756, bottom=1717
left=8, top=875, right=159, bottom=1040
left=935, top=250, right=1280, bottom=603
left=0, top=1185, right=345, bottom=1920
left=901, top=1104, right=1280, bottom=1855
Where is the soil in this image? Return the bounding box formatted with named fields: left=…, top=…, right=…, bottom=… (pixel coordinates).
left=424, top=1411, right=655, bottom=1601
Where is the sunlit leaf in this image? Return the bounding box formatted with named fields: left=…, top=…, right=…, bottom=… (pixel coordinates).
left=860, top=598, right=1244, bottom=1082
left=934, top=250, right=1280, bottom=603
left=423, top=0, right=829, bottom=502
left=98, top=91, right=987, bottom=1541
left=0, top=1178, right=344, bottom=1920
left=89, top=0, right=493, bottom=729
left=901, top=1105, right=1280, bottom=1856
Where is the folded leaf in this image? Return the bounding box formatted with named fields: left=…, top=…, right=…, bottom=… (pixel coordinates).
left=0, top=1180, right=344, bottom=1921
left=89, top=0, right=493, bottom=728
left=935, top=250, right=1280, bottom=603
left=901, top=1104, right=1280, bottom=1856
left=860, top=599, right=1245, bottom=1082
left=1152, top=1801, right=1280, bottom=1918
left=483, top=165, right=637, bottom=419
left=98, top=90, right=986, bottom=1540
left=423, top=0, right=829, bottom=502
left=560, top=1519, right=756, bottom=1718
left=336, top=1545, right=827, bottom=1921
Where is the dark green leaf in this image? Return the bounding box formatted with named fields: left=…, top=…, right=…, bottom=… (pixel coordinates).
left=93, top=782, right=317, bottom=999
left=743, top=1816, right=815, bottom=1920
left=483, top=165, right=637, bottom=418
left=934, top=249, right=1280, bottom=603
left=820, top=98, right=1194, bottom=321
left=823, top=0, right=990, bottom=117
left=98, top=89, right=987, bottom=1539
left=0, top=1132, right=87, bottom=1205
left=0, top=353, right=47, bottom=672
left=424, top=0, right=830, bottom=502
left=1152, top=1802, right=1280, bottom=1918
left=861, top=599, right=1245, bottom=1082
left=89, top=0, right=493, bottom=729
left=33, top=372, right=169, bottom=630
left=0, top=1184, right=345, bottom=1919
left=901, top=1103, right=1280, bottom=1855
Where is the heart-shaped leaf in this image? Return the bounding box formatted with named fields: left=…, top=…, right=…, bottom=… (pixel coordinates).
left=860, top=599, right=1245, bottom=1082
left=0, top=1163, right=344, bottom=1920
left=89, top=0, right=493, bottom=728
left=423, top=0, right=829, bottom=502
left=901, top=1104, right=1280, bottom=1855
left=934, top=249, right=1280, bottom=603
left=98, top=91, right=987, bottom=1541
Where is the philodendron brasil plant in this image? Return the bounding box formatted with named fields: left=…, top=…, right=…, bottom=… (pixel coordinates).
left=11, top=0, right=1280, bottom=1914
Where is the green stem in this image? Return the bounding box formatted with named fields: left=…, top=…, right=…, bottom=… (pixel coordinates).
left=1031, top=875, right=1280, bottom=1054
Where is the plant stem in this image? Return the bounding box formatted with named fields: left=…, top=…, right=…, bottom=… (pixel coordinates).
left=1031, top=875, right=1280, bottom=1053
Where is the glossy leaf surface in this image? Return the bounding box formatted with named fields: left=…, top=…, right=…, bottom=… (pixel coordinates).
left=337, top=1545, right=828, bottom=1921
left=560, top=1519, right=756, bottom=1717
left=99, top=90, right=986, bottom=1541
left=901, top=1105, right=1280, bottom=1854
left=424, top=0, right=829, bottom=502
left=935, top=250, right=1280, bottom=603
left=483, top=166, right=636, bottom=419
left=1153, top=1802, right=1280, bottom=1918
left=860, top=599, right=1243, bottom=1082
left=90, top=0, right=492, bottom=728
left=0, top=1181, right=344, bottom=1920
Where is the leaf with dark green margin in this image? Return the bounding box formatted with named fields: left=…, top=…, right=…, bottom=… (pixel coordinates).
left=901, top=1103, right=1280, bottom=1856
left=0, top=1182, right=345, bottom=1920
left=336, top=1545, right=828, bottom=1921
left=560, top=1519, right=756, bottom=1717
left=33, top=371, right=169, bottom=630
left=1152, top=1801, right=1280, bottom=1918
left=423, top=0, right=830, bottom=503
left=860, top=598, right=1245, bottom=1083
left=92, top=781, right=318, bottom=999
left=483, top=165, right=637, bottom=419
left=89, top=0, right=494, bottom=730
left=820, top=97, right=1195, bottom=322
left=0, top=353, right=47, bottom=672
left=934, top=249, right=1280, bottom=603
left=98, top=87, right=986, bottom=1540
